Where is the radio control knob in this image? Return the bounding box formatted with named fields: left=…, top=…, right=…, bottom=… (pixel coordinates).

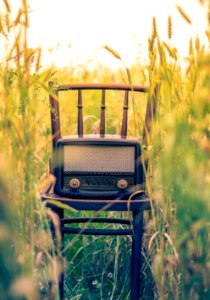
left=69, top=178, right=80, bottom=189
left=117, top=179, right=128, bottom=189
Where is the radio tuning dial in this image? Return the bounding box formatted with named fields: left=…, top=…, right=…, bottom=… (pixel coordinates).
left=117, top=179, right=128, bottom=189
left=69, top=178, right=80, bottom=189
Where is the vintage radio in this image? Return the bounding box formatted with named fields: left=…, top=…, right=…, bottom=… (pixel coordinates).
left=50, top=83, right=149, bottom=200
left=53, top=136, right=143, bottom=199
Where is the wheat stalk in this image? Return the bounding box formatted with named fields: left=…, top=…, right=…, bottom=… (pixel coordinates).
left=104, top=45, right=121, bottom=60
left=176, top=5, right=192, bottom=25
left=208, top=0, right=210, bottom=27
left=163, top=42, right=176, bottom=59
left=168, top=16, right=172, bottom=40
left=189, top=38, right=194, bottom=56
left=3, top=0, right=11, bottom=12
left=195, top=36, right=200, bottom=53
left=152, top=17, right=157, bottom=40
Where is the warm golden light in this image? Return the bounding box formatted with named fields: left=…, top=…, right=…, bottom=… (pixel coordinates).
left=8, top=0, right=210, bottom=68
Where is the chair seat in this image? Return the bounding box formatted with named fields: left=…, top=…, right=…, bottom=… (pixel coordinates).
left=41, top=192, right=151, bottom=211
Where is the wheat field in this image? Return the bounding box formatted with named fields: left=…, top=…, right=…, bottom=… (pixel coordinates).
left=0, top=1, right=210, bottom=299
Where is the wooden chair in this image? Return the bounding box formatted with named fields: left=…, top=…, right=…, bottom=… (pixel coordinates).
left=41, top=83, right=156, bottom=299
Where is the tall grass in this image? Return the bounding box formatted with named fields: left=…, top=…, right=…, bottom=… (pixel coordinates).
left=0, top=1, right=60, bottom=298
left=146, top=6, right=210, bottom=300
left=0, top=0, right=210, bottom=299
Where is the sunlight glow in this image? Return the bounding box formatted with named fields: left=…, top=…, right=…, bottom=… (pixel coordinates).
left=9, top=0, right=209, bottom=69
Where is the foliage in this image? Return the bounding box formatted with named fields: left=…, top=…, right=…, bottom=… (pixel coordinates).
left=147, top=8, right=210, bottom=300
left=0, top=0, right=209, bottom=299
left=0, top=1, right=60, bottom=298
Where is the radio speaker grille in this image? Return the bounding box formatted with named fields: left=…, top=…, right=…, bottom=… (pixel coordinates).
left=63, top=145, right=135, bottom=173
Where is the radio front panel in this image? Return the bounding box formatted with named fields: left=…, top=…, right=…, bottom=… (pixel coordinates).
left=53, top=137, right=143, bottom=199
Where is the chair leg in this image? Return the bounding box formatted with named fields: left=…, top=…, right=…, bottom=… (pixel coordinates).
left=50, top=209, right=144, bottom=300
left=56, top=209, right=64, bottom=300
left=50, top=207, right=64, bottom=299
left=131, top=210, right=144, bottom=300
left=50, top=207, right=64, bottom=242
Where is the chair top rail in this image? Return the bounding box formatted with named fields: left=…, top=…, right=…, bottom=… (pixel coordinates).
left=55, top=83, right=148, bottom=93
left=49, top=81, right=156, bottom=149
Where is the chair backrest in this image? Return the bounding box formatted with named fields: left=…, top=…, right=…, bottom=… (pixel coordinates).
left=49, top=83, right=157, bottom=200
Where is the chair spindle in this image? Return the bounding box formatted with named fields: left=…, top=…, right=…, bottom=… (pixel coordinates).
left=100, top=89, right=106, bottom=137
left=78, top=89, right=83, bottom=137
left=121, top=90, right=129, bottom=138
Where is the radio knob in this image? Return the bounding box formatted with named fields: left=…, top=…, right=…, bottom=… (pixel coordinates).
left=69, top=178, right=80, bottom=189
left=117, top=179, right=128, bottom=190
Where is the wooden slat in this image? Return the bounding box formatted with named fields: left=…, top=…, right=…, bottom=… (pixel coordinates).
left=41, top=192, right=151, bottom=212
left=49, top=82, right=154, bottom=143
left=57, top=83, right=148, bottom=92
left=100, top=89, right=106, bottom=137
left=121, top=90, right=129, bottom=138
left=77, top=89, right=83, bottom=137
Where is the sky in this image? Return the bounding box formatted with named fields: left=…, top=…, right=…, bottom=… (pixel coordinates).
left=4, top=0, right=210, bottom=69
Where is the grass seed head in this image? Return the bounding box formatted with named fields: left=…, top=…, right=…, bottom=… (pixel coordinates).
left=195, top=36, right=200, bottom=53
left=167, top=16, right=172, bottom=40
left=208, top=0, right=210, bottom=28
left=3, top=0, right=11, bottom=12
left=104, top=45, right=121, bottom=60
left=152, top=17, right=157, bottom=40
left=176, top=5, right=192, bottom=25
left=189, top=38, right=194, bottom=56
